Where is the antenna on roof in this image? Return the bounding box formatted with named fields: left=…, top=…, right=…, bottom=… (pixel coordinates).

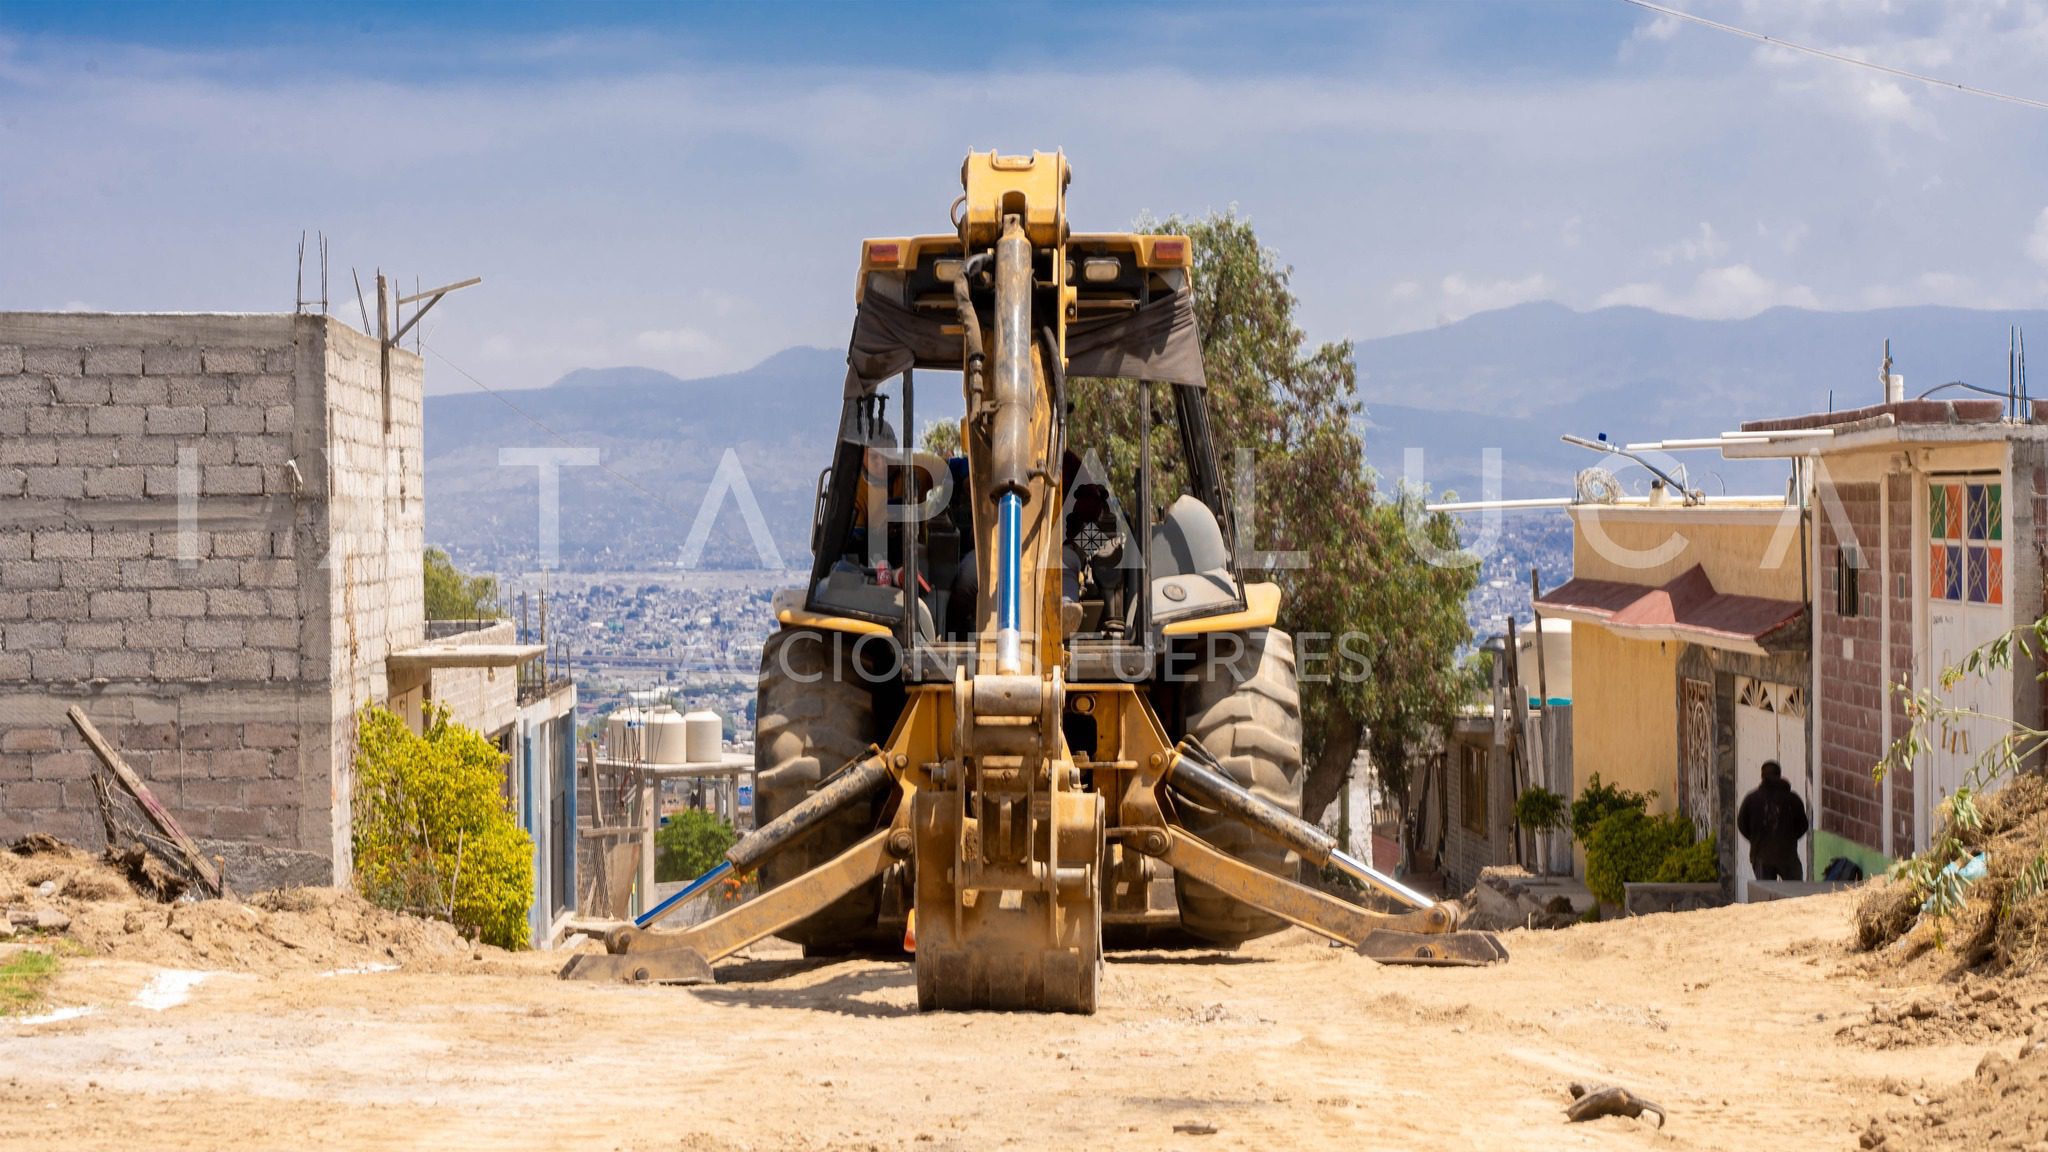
left=294, top=231, right=329, bottom=316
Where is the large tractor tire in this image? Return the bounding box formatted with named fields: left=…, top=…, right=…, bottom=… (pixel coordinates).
left=1173, top=627, right=1305, bottom=946
left=754, top=626, right=886, bottom=953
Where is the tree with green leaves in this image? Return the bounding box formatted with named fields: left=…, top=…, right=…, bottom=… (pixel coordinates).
left=1068, top=211, right=1474, bottom=825
left=424, top=547, right=503, bottom=620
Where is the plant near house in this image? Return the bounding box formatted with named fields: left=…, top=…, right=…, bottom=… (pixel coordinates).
left=1513, top=786, right=1570, bottom=835
left=1515, top=785, right=1573, bottom=876
left=654, top=809, right=738, bottom=884
left=1652, top=835, right=1719, bottom=884
left=1570, top=773, right=1652, bottom=845
left=352, top=704, right=533, bottom=949
left=1583, top=808, right=1700, bottom=906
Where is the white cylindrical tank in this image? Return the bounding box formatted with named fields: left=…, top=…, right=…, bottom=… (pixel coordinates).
left=607, top=705, right=691, bottom=764
left=684, top=710, right=721, bottom=765
left=1519, top=617, right=1572, bottom=704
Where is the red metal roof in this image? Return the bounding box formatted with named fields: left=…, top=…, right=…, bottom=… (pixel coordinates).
left=1536, top=565, right=1805, bottom=652
left=1530, top=577, right=1643, bottom=619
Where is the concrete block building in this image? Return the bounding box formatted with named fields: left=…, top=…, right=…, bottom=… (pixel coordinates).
left=0, top=313, right=578, bottom=928
left=1727, top=397, right=2048, bottom=876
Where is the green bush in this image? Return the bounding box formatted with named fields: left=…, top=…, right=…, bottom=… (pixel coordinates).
left=1571, top=773, right=1651, bottom=844
left=352, top=705, right=532, bottom=949
left=655, top=809, right=737, bottom=883
left=1514, top=786, right=1570, bottom=833
left=1652, top=834, right=1719, bottom=883
left=1584, top=808, right=1699, bottom=905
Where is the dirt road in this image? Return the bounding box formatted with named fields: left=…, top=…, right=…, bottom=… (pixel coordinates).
left=0, top=893, right=1991, bottom=1151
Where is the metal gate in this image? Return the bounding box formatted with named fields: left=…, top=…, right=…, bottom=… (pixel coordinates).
left=1679, top=677, right=1715, bottom=841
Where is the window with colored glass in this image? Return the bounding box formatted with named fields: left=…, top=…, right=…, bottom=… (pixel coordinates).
left=1928, top=480, right=2002, bottom=605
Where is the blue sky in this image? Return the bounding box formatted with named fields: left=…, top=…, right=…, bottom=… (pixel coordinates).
left=4, top=1, right=2047, bottom=392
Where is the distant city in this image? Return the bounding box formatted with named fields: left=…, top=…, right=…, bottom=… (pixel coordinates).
left=474, top=509, right=1573, bottom=729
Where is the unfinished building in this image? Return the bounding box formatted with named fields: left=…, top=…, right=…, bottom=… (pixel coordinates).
left=0, top=313, right=577, bottom=919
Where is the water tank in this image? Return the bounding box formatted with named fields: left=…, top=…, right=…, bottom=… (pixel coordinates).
left=684, top=710, right=722, bottom=764
left=1519, top=618, right=1572, bottom=704
left=606, top=705, right=691, bottom=764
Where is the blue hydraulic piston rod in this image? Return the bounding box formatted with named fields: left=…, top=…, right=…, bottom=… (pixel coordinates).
left=634, top=859, right=734, bottom=929
left=995, top=491, right=1023, bottom=672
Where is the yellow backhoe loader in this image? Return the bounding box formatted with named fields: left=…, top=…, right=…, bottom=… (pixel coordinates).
left=561, top=152, right=1505, bottom=1011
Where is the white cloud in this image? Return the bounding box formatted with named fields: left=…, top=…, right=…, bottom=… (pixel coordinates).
left=3, top=5, right=2045, bottom=391
left=635, top=327, right=719, bottom=356
left=1858, top=271, right=1993, bottom=309
left=1597, top=264, right=1819, bottom=319
left=1436, top=273, right=1556, bottom=324
left=2027, top=207, right=2048, bottom=270
left=1653, top=222, right=1727, bottom=267
left=1757, top=219, right=1807, bottom=256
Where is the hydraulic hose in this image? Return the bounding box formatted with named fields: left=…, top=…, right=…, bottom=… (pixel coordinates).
left=724, top=752, right=891, bottom=875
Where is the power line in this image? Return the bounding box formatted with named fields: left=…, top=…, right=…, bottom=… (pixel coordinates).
left=1620, top=0, right=2048, bottom=114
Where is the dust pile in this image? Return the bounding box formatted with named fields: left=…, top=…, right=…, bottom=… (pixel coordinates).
left=1860, top=1037, right=2048, bottom=1151
left=1839, top=971, right=2048, bottom=1049
left=3, top=837, right=484, bottom=972
left=1850, top=773, right=2048, bottom=1144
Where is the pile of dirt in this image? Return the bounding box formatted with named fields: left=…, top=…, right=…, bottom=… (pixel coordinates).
left=1860, top=1032, right=2048, bottom=1150
left=1855, top=773, right=2048, bottom=973
left=1838, top=972, right=2048, bottom=1049
left=4, top=837, right=481, bottom=972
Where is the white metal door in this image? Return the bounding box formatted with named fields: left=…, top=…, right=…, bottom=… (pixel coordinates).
left=1923, top=474, right=2011, bottom=849
left=1735, top=677, right=1807, bottom=900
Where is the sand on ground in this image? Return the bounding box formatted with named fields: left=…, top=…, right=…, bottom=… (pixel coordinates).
left=0, top=889, right=2001, bottom=1152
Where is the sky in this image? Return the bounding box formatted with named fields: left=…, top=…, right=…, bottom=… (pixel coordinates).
left=5, top=0, right=2048, bottom=393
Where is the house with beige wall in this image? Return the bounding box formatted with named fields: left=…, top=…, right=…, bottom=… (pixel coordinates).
left=1537, top=497, right=1809, bottom=899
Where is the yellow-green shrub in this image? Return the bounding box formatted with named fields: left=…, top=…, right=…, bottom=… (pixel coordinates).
left=1584, top=808, right=1699, bottom=905
left=352, top=705, right=532, bottom=949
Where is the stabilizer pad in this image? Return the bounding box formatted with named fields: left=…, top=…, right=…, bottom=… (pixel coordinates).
left=1356, top=929, right=1509, bottom=967
left=557, top=948, right=716, bottom=985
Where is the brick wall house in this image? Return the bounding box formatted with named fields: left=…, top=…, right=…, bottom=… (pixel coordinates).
left=1728, top=398, right=2048, bottom=875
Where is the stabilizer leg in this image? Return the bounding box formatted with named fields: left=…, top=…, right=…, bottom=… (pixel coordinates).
left=559, top=829, right=900, bottom=984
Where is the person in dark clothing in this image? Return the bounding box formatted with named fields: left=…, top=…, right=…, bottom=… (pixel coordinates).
left=1736, top=760, right=1810, bottom=882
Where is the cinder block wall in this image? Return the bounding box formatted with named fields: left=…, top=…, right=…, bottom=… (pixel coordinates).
left=0, top=313, right=424, bottom=889
left=420, top=620, right=519, bottom=740
left=1817, top=479, right=1884, bottom=854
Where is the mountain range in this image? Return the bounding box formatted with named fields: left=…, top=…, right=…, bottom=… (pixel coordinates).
left=423, top=302, right=2048, bottom=572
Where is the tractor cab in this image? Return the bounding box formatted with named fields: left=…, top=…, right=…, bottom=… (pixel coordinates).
left=797, top=225, right=1250, bottom=683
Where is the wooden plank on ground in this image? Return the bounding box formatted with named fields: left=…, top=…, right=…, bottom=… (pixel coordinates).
left=66, top=705, right=229, bottom=898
